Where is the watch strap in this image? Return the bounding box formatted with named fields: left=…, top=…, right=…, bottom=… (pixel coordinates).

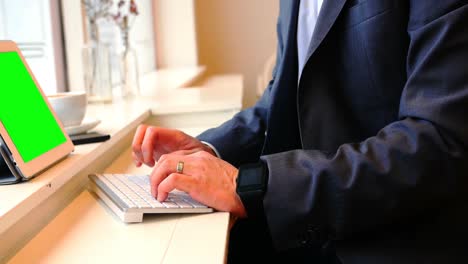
left=236, top=162, right=268, bottom=219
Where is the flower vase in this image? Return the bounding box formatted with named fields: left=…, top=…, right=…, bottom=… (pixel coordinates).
left=82, top=41, right=113, bottom=103
left=120, top=32, right=140, bottom=98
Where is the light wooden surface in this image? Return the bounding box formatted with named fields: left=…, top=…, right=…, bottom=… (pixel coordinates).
left=8, top=146, right=230, bottom=264
left=0, top=108, right=151, bottom=263
left=8, top=190, right=229, bottom=264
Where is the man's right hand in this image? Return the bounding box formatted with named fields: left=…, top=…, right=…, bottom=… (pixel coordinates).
left=131, top=124, right=216, bottom=167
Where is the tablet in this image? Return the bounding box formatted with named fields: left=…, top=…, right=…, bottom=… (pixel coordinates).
left=0, top=41, right=74, bottom=184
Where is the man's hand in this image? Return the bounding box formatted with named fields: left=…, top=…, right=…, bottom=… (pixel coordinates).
left=132, top=125, right=216, bottom=167
left=150, top=150, right=247, bottom=218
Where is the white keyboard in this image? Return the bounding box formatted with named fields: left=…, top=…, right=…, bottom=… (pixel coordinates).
left=89, top=174, right=213, bottom=223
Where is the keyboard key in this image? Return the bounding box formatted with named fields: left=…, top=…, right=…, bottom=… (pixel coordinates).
left=184, top=198, right=208, bottom=208
left=162, top=201, right=180, bottom=208
left=147, top=199, right=165, bottom=208
left=173, top=200, right=194, bottom=209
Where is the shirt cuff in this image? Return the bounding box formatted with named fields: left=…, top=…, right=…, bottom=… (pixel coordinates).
left=201, top=141, right=222, bottom=159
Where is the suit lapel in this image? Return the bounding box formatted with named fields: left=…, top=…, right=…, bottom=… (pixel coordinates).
left=306, top=0, right=347, bottom=60
left=280, top=0, right=300, bottom=65
left=263, top=0, right=301, bottom=155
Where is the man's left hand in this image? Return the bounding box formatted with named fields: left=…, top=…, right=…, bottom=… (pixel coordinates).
left=150, top=150, right=247, bottom=218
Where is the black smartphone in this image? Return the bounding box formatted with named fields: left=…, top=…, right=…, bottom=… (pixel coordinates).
left=70, top=132, right=110, bottom=145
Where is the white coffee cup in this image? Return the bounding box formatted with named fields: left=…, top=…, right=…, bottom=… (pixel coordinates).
left=47, top=91, right=87, bottom=127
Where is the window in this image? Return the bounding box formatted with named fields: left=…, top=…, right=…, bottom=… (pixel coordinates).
left=0, top=0, right=65, bottom=94
left=1, top=0, right=200, bottom=96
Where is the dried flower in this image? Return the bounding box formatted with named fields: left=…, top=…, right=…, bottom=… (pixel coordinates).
left=82, top=0, right=113, bottom=24
left=82, top=0, right=138, bottom=49
left=82, top=0, right=113, bottom=42
left=113, top=0, right=139, bottom=33
left=130, top=0, right=139, bottom=15
left=112, top=0, right=139, bottom=51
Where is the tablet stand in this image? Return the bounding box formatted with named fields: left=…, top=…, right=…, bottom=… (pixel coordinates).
left=0, top=144, right=21, bottom=185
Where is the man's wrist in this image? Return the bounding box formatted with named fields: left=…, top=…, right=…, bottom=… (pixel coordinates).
left=232, top=193, right=248, bottom=218
left=200, top=141, right=221, bottom=158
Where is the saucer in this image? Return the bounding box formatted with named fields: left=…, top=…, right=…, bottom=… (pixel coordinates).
left=65, top=118, right=101, bottom=136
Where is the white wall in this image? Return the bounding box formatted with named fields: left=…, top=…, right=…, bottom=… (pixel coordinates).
left=194, top=0, right=278, bottom=108
left=129, top=0, right=156, bottom=75
left=153, top=0, right=198, bottom=68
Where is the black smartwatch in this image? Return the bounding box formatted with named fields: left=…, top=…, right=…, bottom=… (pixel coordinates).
left=236, top=162, right=269, bottom=219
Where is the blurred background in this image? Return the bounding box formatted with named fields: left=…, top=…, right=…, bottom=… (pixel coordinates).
left=0, top=0, right=278, bottom=108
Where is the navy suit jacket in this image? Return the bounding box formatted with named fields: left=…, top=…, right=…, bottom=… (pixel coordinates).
left=198, top=0, right=468, bottom=262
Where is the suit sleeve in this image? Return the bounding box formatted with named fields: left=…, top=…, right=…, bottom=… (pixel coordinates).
left=196, top=19, right=284, bottom=167
left=261, top=2, right=468, bottom=250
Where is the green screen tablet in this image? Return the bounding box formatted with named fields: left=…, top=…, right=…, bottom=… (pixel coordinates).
left=0, top=51, right=67, bottom=162
left=0, top=41, right=74, bottom=182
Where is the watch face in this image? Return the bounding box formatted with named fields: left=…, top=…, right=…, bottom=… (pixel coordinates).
left=239, top=167, right=263, bottom=186
left=237, top=163, right=266, bottom=192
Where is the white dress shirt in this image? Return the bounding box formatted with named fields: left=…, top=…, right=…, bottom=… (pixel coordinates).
left=297, top=0, right=324, bottom=82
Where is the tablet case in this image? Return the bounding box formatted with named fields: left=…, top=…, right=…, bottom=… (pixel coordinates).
left=0, top=141, right=22, bottom=184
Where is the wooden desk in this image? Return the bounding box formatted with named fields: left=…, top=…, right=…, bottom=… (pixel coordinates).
left=8, top=147, right=230, bottom=264
left=0, top=74, right=242, bottom=263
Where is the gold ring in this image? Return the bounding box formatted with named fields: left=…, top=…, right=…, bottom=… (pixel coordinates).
left=176, top=161, right=184, bottom=173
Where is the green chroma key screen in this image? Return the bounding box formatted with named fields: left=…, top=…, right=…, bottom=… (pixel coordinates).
left=0, top=51, right=66, bottom=162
